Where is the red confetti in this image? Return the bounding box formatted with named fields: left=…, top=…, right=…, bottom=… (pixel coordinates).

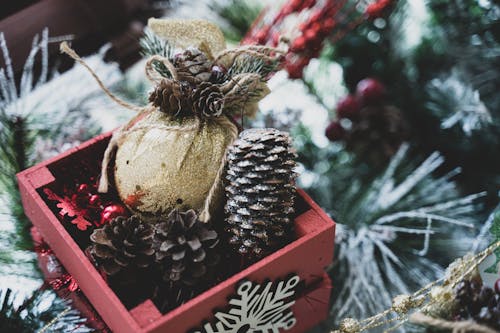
left=123, top=190, right=145, bottom=209
left=72, top=216, right=93, bottom=231
left=49, top=273, right=79, bottom=292
left=44, top=188, right=93, bottom=231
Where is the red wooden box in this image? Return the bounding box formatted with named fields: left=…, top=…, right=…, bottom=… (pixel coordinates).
left=17, top=132, right=336, bottom=333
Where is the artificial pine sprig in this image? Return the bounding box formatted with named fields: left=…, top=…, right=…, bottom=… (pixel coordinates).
left=485, top=208, right=500, bottom=273
left=0, top=288, right=92, bottom=333
left=226, top=56, right=281, bottom=80
left=209, top=0, right=262, bottom=42
left=140, top=29, right=174, bottom=59
left=1, top=28, right=123, bottom=297
left=294, top=123, right=486, bottom=328
left=0, top=31, right=47, bottom=249
left=140, top=29, right=175, bottom=79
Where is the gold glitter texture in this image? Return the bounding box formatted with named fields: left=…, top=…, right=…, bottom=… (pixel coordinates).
left=114, top=112, right=235, bottom=221
left=148, top=18, right=226, bottom=57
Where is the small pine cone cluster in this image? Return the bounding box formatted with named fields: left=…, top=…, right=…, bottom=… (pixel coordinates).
left=149, top=79, right=192, bottom=117
left=192, top=82, right=224, bottom=117
left=153, top=209, right=220, bottom=286
left=225, top=128, right=297, bottom=261
left=454, top=279, right=500, bottom=330
left=90, top=215, right=155, bottom=276
left=173, top=48, right=212, bottom=84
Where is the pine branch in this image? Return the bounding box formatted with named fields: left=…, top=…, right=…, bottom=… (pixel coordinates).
left=0, top=288, right=92, bottom=333
left=140, top=29, right=174, bottom=59
left=140, top=29, right=174, bottom=79
left=484, top=208, right=500, bottom=273
left=0, top=31, right=125, bottom=308
left=295, top=131, right=485, bottom=327
left=209, top=0, right=262, bottom=42
left=227, top=55, right=281, bottom=80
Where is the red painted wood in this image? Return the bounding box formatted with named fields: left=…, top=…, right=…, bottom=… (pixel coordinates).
left=130, top=300, right=163, bottom=328
left=17, top=132, right=336, bottom=333
left=31, top=227, right=110, bottom=332
left=292, top=274, right=332, bottom=333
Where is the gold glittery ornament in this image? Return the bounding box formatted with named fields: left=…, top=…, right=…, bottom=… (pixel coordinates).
left=113, top=110, right=236, bottom=221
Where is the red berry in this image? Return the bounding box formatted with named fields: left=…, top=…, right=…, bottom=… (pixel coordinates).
left=88, top=194, right=101, bottom=206
left=305, top=29, right=317, bottom=42
left=77, top=183, right=90, bottom=194
left=311, top=22, right=322, bottom=34
left=291, top=37, right=306, bottom=52
left=304, top=0, right=317, bottom=9
left=309, top=10, right=323, bottom=23
left=290, top=0, right=303, bottom=10
left=323, top=18, right=336, bottom=32
left=99, top=204, right=128, bottom=226
left=255, top=30, right=268, bottom=43
left=356, top=78, right=386, bottom=106
left=298, top=22, right=308, bottom=32
left=286, top=55, right=310, bottom=79
left=271, top=32, right=281, bottom=45
left=495, top=279, right=500, bottom=294
left=366, top=0, right=392, bottom=19
left=325, top=121, right=345, bottom=141
left=336, top=95, right=361, bottom=119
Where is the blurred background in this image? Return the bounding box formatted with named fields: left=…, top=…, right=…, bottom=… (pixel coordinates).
left=0, top=0, right=499, bottom=332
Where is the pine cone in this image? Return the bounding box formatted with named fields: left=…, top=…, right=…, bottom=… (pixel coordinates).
left=90, top=215, right=154, bottom=276
left=173, top=48, right=212, bottom=84
left=149, top=79, right=192, bottom=116
left=192, top=82, right=225, bottom=117
left=225, top=128, right=297, bottom=262
left=153, top=209, right=220, bottom=286
left=453, top=279, right=500, bottom=330
left=345, top=105, right=409, bottom=159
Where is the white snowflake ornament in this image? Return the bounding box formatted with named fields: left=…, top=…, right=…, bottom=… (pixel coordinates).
left=194, top=275, right=300, bottom=333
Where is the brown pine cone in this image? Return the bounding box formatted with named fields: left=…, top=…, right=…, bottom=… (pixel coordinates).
left=149, top=79, right=192, bottom=116
left=346, top=105, right=409, bottom=159
left=192, top=82, right=225, bottom=117
left=173, top=48, right=212, bottom=84
left=454, top=279, right=500, bottom=330
left=153, top=209, right=220, bottom=286
left=225, top=129, right=297, bottom=263
left=90, top=215, right=155, bottom=276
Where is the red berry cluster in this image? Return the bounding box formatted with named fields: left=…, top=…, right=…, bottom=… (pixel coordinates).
left=243, top=1, right=395, bottom=80
left=286, top=4, right=339, bottom=78
left=245, top=0, right=317, bottom=46
left=325, top=78, right=386, bottom=141
left=243, top=1, right=344, bottom=79
left=72, top=181, right=129, bottom=227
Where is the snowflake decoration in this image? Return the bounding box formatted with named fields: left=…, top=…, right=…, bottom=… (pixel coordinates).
left=194, top=275, right=300, bottom=333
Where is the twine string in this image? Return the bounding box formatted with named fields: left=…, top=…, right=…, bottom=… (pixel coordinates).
left=213, top=44, right=286, bottom=68
left=199, top=116, right=238, bottom=222
left=145, top=54, right=179, bottom=84
left=59, top=42, right=143, bottom=112
left=410, top=312, right=498, bottom=333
